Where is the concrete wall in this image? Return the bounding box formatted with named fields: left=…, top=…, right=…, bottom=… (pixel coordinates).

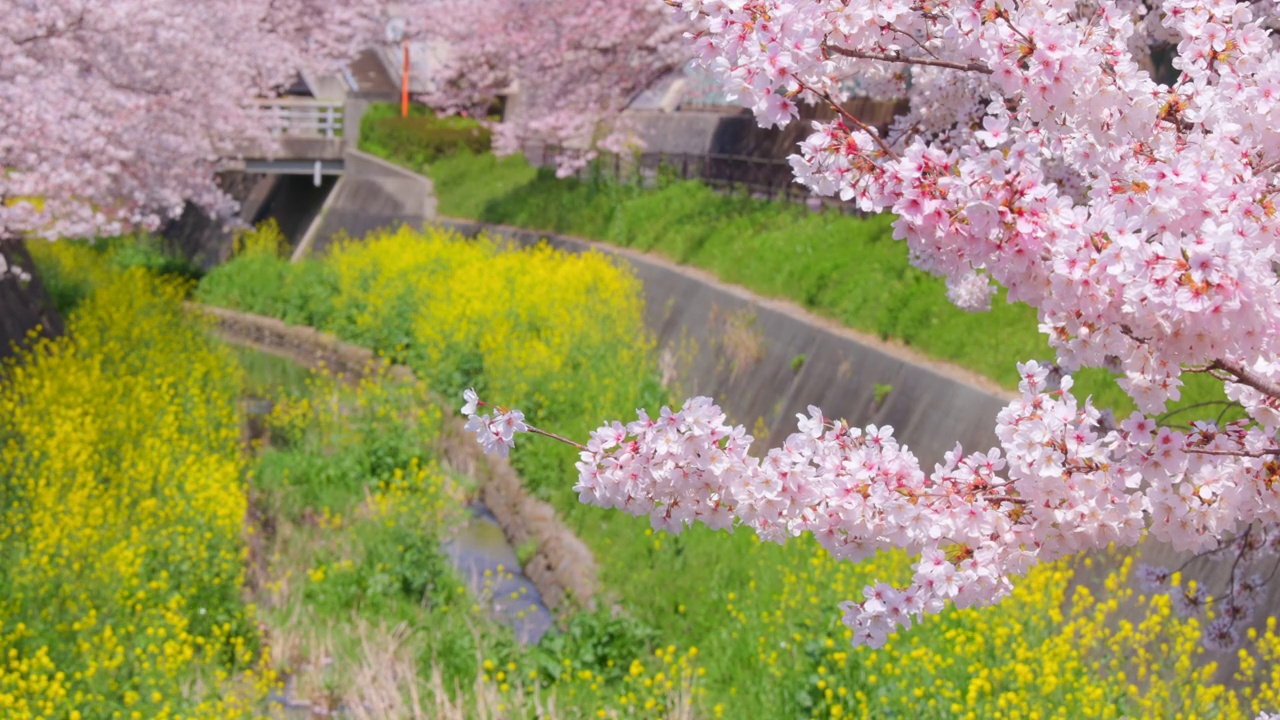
left=433, top=218, right=1012, bottom=472
left=301, top=149, right=437, bottom=256
left=624, top=99, right=906, bottom=161
left=161, top=171, right=277, bottom=271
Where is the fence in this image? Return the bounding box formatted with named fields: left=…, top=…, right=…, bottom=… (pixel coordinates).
left=533, top=145, right=867, bottom=215
left=251, top=99, right=345, bottom=139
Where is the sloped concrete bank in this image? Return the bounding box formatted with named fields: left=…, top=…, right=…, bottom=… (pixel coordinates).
left=295, top=149, right=438, bottom=259
left=432, top=218, right=1014, bottom=471
left=193, top=304, right=597, bottom=623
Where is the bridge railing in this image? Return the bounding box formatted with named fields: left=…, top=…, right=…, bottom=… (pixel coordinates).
left=251, top=98, right=344, bottom=139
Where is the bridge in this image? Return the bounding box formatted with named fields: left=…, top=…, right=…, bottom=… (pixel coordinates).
left=206, top=94, right=434, bottom=264
left=223, top=98, right=351, bottom=183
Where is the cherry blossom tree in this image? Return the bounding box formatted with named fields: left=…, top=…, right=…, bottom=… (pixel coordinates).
left=418, top=0, right=691, bottom=176
left=0, top=0, right=384, bottom=241
left=465, top=0, right=1280, bottom=657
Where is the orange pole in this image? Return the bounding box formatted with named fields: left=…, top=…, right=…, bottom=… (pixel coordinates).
left=401, top=39, right=410, bottom=118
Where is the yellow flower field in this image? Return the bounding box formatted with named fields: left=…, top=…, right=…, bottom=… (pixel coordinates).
left=0, top=270, right=268, bottom=718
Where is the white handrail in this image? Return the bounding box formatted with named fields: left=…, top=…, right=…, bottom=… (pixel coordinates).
left=250, top=99, right=344, bottom=139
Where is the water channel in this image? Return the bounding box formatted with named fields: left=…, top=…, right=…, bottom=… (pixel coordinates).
left=235, top=344, right=554, bottom=716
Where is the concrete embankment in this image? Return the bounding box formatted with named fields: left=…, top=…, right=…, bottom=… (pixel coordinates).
left=432, top=218, right=1014, bottom=472
left=295, top=149, right=437, bottom=259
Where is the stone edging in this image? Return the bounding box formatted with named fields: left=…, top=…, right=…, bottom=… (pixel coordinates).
left=190, top=302, right=597, bottom=614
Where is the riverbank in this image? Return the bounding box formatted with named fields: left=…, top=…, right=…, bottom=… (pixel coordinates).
left=179, top=222, right=1280, bottom=719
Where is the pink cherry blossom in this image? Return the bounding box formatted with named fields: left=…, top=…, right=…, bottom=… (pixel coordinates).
left=468, top=0, right=1280, bottom=671
left=1, top=0, right=384, bottom=239
left=416, top=0, right=691, bottom=174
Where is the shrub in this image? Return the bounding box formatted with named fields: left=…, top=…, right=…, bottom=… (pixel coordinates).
left=359, top=103, right=491, bottom=170
left=197, top=220, right=339, bottom=328
left=201, top=224, right=661, bottom=500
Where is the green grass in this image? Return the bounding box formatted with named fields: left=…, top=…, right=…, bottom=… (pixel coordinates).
left=234, top=345, right=314, bottom=399
left=359, top=102, right=492, bottom=171
left=244, top=364, right=523, bottom=705
left=412, top=148, right=1242, bottom=421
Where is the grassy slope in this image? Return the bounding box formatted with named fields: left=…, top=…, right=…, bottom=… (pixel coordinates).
left=421, top=150, right=1241, bottom=420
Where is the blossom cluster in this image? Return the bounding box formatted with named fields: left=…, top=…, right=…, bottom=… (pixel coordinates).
left=462, top=387, right=528, bottom=458
left=418, top=0, right=691, bottom=174
left=465, top=349, right=1280, bottom=650
left=597, top=0, right=1280, bottom=648
left=669, top=0, right=1280, bottom=428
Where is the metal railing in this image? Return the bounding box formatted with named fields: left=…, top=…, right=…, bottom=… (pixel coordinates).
left=534, top=146, right=868, bottom=215
left=251, top=98, right=344, bottom=139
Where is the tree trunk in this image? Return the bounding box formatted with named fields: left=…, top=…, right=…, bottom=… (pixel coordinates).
left=0, top=238, right=64, bottom=361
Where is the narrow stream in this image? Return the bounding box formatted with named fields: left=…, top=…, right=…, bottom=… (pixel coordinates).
left=244, top=392, right=553, bottom=645
left=234, top=343, right=557, bottom=716
left=443, top=504, right=554, bottom=645
left=265, top=502, right=554, bottom=718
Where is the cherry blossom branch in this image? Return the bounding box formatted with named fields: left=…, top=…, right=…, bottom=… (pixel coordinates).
left=460, top=363, right=1152, bottom=648
left=883, top=23, right=944, bottom=61
left=799, top=82, right=901, bottom=160
left=1209, top=359, right=1280, bottom=401
left=823, top=45, right=993, bottom=75
left=1253, top=157, right=1280, bottom=177
left=1184, top=447, right=1280, bottom=458
left=12, top=13, right=86, bottom=46
left=527, top=426, right=587, bottom=451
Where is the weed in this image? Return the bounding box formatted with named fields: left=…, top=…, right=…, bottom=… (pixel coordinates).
left=873, top=382, right=893, bottom=407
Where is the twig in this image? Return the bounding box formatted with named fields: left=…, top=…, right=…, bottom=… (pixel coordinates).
left=824, top=45, right=993, bottom=75
left=800, top=83, right=902, bottom=161
left=527, top=426, right=587, bottom=451
left=884, top=23, right=942, bottom=61
left=1225, top=526, right=1251, bottom=602
left=1210, top=359, right=1280, bottom=401
left=1183, top=447, right=1280, bottom=458
left=1155, top=400, right=1239, bottom=425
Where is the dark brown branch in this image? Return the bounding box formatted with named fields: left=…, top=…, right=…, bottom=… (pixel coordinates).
left=1253, top=157, right=1280, bottom=177
left=799, top=83, right=901, bottom=161
left=13, top=11, right=86, bottom=46
left=824, top=45, right=993, bottom=75
left=1184, top=447, right=1280, bottom=459
left=884, top=23, right=942, bottom=61
left=1210, top=359, right=1280, bottom=402
left=1225, top=525, right=1251, bottom=602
